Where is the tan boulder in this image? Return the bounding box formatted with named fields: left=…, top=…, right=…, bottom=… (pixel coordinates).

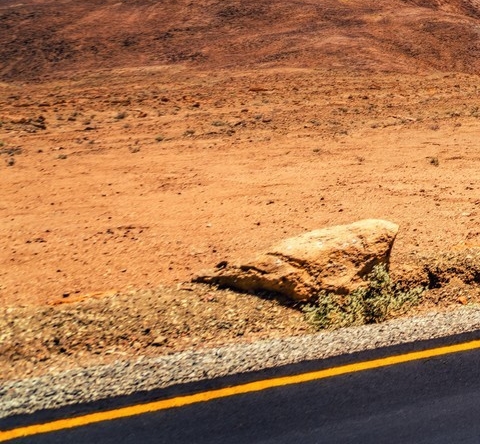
left=194, top=219, right=399, bottom=301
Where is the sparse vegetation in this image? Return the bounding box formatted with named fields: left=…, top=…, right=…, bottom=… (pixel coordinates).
left=356, top=155, right=365, bottom=164
left=0, top=146, right=22, bottom=156
left=447, top=110, right=461, bottom=118
left=303, top=265, right=424, bottom=330
left=67, top=111, right=79, bottom=121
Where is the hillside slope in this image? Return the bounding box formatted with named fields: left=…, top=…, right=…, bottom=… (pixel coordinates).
left=1, top=0, right=480, bottom=79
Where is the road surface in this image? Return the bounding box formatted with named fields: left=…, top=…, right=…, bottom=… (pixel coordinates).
left=2, top=333, right=480, bottom=443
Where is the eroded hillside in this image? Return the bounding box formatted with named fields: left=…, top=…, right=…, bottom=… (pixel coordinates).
left=2, top=0, right=480, bottom=80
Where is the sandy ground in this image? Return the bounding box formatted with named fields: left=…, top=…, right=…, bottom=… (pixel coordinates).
left=2, top=66, right=480, bottom=306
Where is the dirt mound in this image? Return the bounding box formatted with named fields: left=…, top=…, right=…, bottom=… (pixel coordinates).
left=2, top=0, right=480, bottom=80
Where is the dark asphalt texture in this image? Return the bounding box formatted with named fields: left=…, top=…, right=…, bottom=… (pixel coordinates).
left=4, top=333, right=480, bottom=443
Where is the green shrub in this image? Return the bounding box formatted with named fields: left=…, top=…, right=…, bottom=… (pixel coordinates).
left=303, top=264, right=424, bottom=330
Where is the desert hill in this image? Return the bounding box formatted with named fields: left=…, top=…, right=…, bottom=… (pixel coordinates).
left=2, top=0, right=480, bottom=80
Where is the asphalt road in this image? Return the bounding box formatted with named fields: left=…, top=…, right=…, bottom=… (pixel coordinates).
left=3, top=335, right=480, bottom=443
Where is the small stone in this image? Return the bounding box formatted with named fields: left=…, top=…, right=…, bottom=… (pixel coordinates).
left=457, top=295, right=468, bottom=305
left=151, top=335, right=167, bottom=346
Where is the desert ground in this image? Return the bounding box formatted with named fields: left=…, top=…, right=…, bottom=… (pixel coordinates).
left=4, top=66, right=480, bottom=306
left=2, top=0, right=480, bottom=378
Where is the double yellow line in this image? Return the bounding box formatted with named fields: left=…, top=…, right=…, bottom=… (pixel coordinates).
left=2, top=338, right=480, bottom=442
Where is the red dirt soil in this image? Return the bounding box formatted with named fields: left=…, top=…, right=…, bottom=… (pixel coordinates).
left=2, top=0, right=480, bottom=306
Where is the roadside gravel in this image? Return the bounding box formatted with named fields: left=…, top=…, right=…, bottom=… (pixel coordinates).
left=2, top=305, right=480, bottom=419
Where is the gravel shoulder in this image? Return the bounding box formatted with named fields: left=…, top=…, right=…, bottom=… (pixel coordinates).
left=3, top=304, right=480, bottom=419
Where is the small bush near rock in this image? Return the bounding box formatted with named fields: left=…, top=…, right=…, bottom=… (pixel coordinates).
left=303, top=265, right=424, bottom=330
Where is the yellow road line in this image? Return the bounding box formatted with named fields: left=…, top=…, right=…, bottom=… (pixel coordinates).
left=2, top=338, right=480, bottom=442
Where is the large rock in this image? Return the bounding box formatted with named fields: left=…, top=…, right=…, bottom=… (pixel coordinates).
left=194, top=219, right=399, bottom=301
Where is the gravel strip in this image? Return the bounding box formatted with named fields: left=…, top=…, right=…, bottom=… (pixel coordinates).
left=2, top=306, right=480, bottom=419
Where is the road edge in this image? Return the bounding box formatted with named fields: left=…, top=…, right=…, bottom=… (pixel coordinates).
left=2, top=305, right=480, bottom=419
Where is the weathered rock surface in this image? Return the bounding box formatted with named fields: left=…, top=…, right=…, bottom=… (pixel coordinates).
left=194, top=219, right=399, bottom=301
